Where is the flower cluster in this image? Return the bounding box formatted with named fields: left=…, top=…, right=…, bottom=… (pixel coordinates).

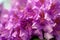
left=0, top=0, right=60, bottom=40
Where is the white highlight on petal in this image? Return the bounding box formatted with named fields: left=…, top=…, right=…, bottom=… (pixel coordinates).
left=44, top=13, right=51, bottom=21
left=5, top=22, right=13, bottom=30
left=27, top=0, right=32, bottom=3
left=2, top=14, right=8, bottom=18
left=33, top=0, right=39, bottom=2
left=0, top=23, right=2, bottom=28
left=45, top=33, right=53, bottom=40
left=12, top=31, right=17, bottom=37
left=19, top=31, right=25, bottom=37
left=58, top=13, right=60, bottom=15
left=32, top=22, right=37, bottom=29
left=46, top=24, right=53, bottom=33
